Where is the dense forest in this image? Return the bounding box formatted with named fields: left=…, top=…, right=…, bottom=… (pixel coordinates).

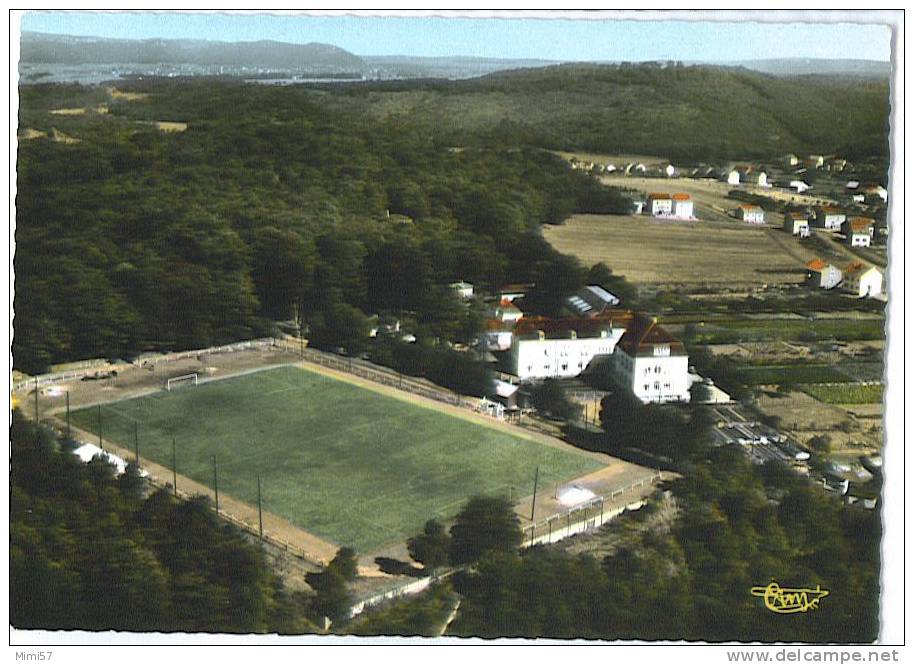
left=320, top=63, right=891, bottom=161
left=15, top=79, right=633, bottom=374
left=447, top=406, right=881, bottom=642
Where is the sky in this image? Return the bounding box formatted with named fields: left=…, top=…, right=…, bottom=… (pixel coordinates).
left=19, top=11, right=893, bottom=62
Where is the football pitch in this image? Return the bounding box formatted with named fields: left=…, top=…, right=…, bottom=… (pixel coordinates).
left=70, top=365, right=603, bottom=552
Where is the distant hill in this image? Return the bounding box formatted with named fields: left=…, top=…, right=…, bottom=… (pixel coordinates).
left=722, top=58, right=891, bottom=79
left=20, top=31, right=365, bottom=71
left=363, top=55, right=558, bottom=79
left=327, top=62, right=890, bottom=161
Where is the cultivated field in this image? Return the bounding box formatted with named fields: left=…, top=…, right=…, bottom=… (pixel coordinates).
left=70, top=365, right=603, bottom=553
left=543, top=213, right=818, bottom=286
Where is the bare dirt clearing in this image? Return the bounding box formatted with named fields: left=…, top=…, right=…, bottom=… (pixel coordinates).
left=543, top=213, right=817, bottom=286
left=141, top=120, right=188, bottom=133
left=107, top=87, right=150, bottom=101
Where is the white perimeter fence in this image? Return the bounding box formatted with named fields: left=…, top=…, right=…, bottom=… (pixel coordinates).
left=521, top=472, right=664, bottom=548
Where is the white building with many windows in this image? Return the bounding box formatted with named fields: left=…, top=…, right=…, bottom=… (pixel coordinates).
left=611, top=314, right=691, bottom=404
left=509, top=315, right=628, bottom=380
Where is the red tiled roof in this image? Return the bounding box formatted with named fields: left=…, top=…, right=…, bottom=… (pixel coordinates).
left=513, top=311, right=635, bottom=338
left=846, top=217, right=875, bottom=232
left=739, top=204, right=762, bottom=210
left=806, top=258, right=827, bottom=271
left=786, top=212, right=808, bottom=220
left=843, top=261, right=868, bottom=276
left=648, top=192, right=672, bottom=200
left=499, top=298, right=522, bottom=312
left=672, top=193, right=691, bottom=201
left=615, top=312, right=686, bottom=358
left=485, top=318, right=513, bottom=332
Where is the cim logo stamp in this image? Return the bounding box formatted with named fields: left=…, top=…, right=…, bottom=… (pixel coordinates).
left=750, top=582, right=830, bottom=614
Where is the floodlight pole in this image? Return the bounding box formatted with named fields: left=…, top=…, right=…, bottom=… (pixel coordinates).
left=257, top=474, right=264, bottom=539
left=213, top=455, right=219, bottom=513
left=172, top=437, right=177, bottom=496
left=530, top=466, right=539, bottom=521
left=98, top=405, right=103, bottom=450
left=65, top=391, right=71, bottom=439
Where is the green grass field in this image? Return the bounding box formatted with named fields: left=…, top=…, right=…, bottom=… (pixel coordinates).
left=731, top=364, right=854, bottom=385
left=798, top=383, right=884, bottom=405
left=71, top=365, right=602, bottom=552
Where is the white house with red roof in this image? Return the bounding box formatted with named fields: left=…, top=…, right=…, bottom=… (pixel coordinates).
left=805, top=258, right=843, bottom=289
left=611, top=313, right=691, bottom=404
left=671, top=193, right=694, bottom=219
left=814, top=206, right=846, bottom=231
left=783, top=212, right=811, bottom=238
left=736, top=204, right=765, bottom=224
left=842, top=217, right=875, bottom=247
left=842, top=262, right=883, bottom=298
left=647, top=192, right=673, bottom=216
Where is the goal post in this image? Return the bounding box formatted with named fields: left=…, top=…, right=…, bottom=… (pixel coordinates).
left=166, top=373, right=199, bottom=391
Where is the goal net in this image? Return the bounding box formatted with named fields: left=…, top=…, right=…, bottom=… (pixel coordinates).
left=166, top=373, right=199, bottom=391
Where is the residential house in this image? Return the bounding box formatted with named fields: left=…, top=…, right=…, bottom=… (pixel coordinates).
left=483, top=319, right=514, bottom=352
left=814, top=206, right=847, bottom=231
left=784, top=212, right=811, bottom=237
left=789, top=180, right=811, bottom=194
left=566, top=285, right=621, bottom=317
left=497, top=283, right=534, bottom=302
left=726, top=169, right=741, bottom=186
left=842, top=217, right=875, bottom=247
left=647, top=192, right=673, bottom=216
left=842, top=262, right=883, bottom=298
left=493, top=297, right=524, bottom=323
left=756, top=171, right=770, bottom=188
left=449, top=281, right=475, bottom=300
left=671, top=193, right=694, bottom=219
left=805, top=258, right=843, bottom=289
left=611, top=313, right=691, bottom=404
left=783, top=154, right=800, bottom=167
left=862, top=184, right=888, bottom=203
left=851, top=193, right=866, bottom=204
left=845, top=180, right=860, bottom=190
left=806, top=155, right=825, bottom=169
left=664, top=164, right=676, bottom=177
left=736, top=204, right=765, bottom=224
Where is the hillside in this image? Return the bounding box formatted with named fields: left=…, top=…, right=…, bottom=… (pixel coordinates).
left=20, top=31, right=366, bottom=71
left=327, top=63, right=890, bottom=161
